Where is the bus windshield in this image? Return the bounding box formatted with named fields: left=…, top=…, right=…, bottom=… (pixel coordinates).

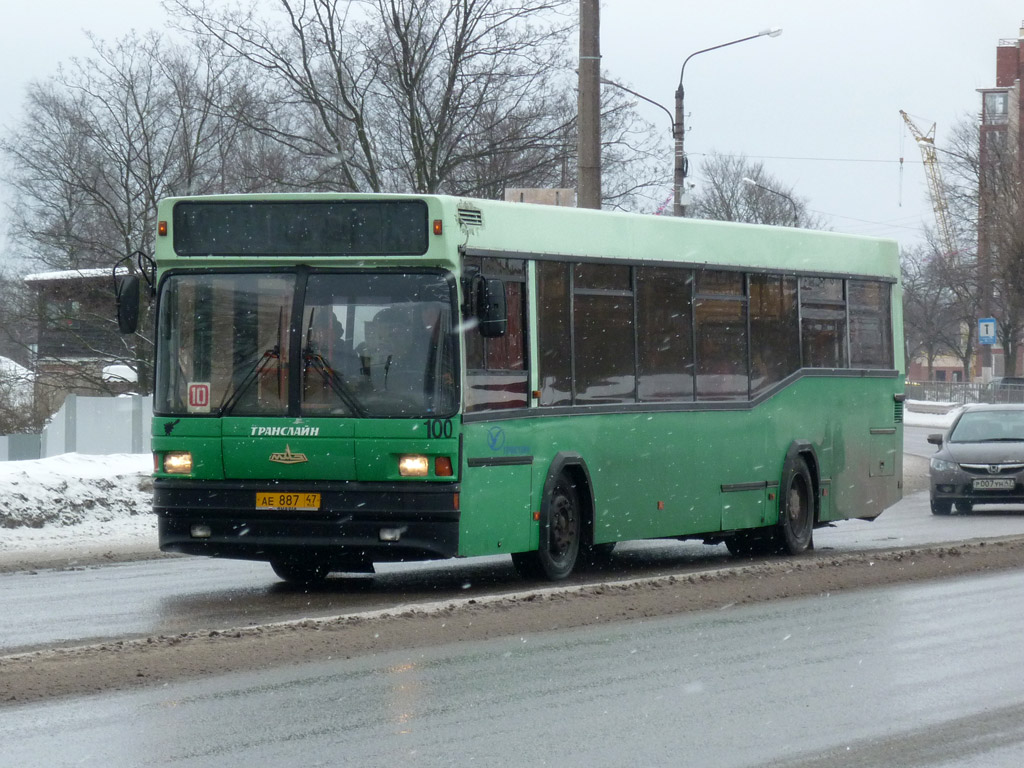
left=155, top=271, right=458, bottom=418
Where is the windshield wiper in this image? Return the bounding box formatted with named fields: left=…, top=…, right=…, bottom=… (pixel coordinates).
left=303, top=349, right=367, bottom=417
left=219, top=347, right=280, bottom=416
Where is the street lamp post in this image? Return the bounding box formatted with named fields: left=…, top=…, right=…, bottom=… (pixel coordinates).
left=742, top=176, right=799, bottom=226
left=674, top=28, right=782, bottom=217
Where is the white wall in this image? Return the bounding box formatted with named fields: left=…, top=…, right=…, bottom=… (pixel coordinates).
left=40, top=394, right=152, bottom=457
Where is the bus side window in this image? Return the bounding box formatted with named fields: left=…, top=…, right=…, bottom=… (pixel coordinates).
left=750, top=274, right=799, bottom=394
left=848, top=280, right=893, bottom=369
left=465, top=257, right=528, bottom=412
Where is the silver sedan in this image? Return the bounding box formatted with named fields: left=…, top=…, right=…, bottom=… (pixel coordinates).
left=928, top=403, right=1024, bottom=515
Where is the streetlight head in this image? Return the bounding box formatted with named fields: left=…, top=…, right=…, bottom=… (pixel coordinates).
left=760, top=27, right=783, bottom=38
left=742, top=177, right=757, bottom=185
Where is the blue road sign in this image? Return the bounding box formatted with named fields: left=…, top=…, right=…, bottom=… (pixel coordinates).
left=979, top=317, right=997, bottom=345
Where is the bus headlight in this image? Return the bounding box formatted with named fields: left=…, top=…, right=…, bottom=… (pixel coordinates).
left=398, top=454, right=429, bottom=477
left=163, top=451, right=194, bottom=475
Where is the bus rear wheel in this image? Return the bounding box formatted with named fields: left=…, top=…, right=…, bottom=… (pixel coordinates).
left=271, top=559, right=331, bottom=585
left=778, top=456, right=814, bottom=554
left=512, top=474, right=581, bottom=581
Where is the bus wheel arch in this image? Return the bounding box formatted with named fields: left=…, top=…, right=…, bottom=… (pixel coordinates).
left=779, top=442, right=818, bottom=554
left=511, top=453, right=592, bottom=580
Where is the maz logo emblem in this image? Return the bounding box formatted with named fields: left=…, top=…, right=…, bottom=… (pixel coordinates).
left=269, top=445, right=308, bottom=464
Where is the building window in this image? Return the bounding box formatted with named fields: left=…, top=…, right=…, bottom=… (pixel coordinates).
left=984, top=91, right=1009, bottom=125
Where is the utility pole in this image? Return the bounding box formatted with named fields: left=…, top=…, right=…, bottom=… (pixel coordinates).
left=577, top=0, right=601, bottom=209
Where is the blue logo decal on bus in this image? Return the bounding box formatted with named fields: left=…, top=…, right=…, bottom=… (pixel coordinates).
left=487, top=427, right=506, bottom=451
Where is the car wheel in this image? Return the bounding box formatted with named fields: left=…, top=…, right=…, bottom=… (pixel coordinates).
left=930, top=498, right=953, bottom=516
left=954, top=500, right=973, bottom=514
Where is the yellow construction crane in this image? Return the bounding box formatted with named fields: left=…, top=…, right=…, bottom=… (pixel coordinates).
left=900, top=109, right=958, bottom=257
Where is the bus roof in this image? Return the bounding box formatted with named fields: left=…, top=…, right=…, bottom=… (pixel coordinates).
left=155, top=193, right=900, bottom=281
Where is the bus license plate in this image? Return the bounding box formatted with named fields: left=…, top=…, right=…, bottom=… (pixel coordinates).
left=256, top=492, right=321, bottom=510
left=972, top=478, right=1015, bottom=491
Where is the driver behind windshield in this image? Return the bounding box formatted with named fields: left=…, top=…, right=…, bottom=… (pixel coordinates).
left=360, top=306, right=430, bottom=404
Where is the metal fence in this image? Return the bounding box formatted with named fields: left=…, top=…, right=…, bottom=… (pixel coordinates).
left=904, top=381, right=1024, bottom=405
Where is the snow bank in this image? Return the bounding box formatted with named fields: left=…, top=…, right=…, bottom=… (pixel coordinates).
left=904, top=402, right=962, bottom=430
left=0, top=453, right=154, bottom=554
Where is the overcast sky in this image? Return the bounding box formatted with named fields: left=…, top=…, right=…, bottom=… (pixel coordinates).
left=0, top=0, right=1018, bottom=254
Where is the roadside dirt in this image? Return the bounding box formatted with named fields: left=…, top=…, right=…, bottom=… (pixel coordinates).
left=4, top=534, right=1024, bottom=706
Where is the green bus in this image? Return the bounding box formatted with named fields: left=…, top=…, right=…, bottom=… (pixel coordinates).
left=117, top=193, right=903, bottom=583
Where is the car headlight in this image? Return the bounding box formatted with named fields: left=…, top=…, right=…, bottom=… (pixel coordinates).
left=930, top=457, right=958, bottom=472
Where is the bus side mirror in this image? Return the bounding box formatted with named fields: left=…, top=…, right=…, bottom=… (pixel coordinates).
left=116, top=275, right=141, bottom=334
left=476, top=276, right=507, bottom=338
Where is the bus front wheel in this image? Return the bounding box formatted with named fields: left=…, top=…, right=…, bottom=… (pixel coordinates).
left=512, top=474, right=581, bottom=581
left=271, top=559, right=331, bottom=585
left=778, top=456, right=814, bottom=555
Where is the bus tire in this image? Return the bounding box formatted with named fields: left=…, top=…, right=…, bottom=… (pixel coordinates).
left=778, top=456, right=814, bottom=555
left=271, top=559, right=331, bottom=584
left=511, top=473, right=581, bottom=580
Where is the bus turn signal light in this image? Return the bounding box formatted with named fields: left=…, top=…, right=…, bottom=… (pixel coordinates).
left=158, top=220, right=168, bottom=236
left=435, top=457, right=453, bottom=476
left=433, top=219, right=443, bottom=235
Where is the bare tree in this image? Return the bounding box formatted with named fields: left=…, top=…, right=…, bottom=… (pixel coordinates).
left=169, top=0, right=580, bottom=195
left=901, top=244, right=970, bottom=379
left=688, top=153, right=827, bottom=229
left=938, top=111, right=1024, bottom=374
left=1, top=31, right=260, bottom=398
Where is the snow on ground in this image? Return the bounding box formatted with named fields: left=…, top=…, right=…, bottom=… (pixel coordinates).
left=904, top=402, right=961, bottom=430
left=0, top=453, right=154, bottom=556
left=0, top=404, right=958, bottom=561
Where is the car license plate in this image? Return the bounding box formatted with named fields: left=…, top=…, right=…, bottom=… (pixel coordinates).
left=972, top=478, right=1015, bottom=491
left=256, top=492, right=321, bottom=510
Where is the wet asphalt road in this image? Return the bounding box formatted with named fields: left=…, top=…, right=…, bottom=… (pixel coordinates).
left=5, top=568, right=1024, bottom=767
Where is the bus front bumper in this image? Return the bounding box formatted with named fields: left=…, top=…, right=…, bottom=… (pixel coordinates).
left=154, top=479, right=460, bottom=564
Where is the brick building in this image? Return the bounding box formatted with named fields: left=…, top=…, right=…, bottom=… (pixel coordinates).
left=977, top=25, right=1024, bottom=378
